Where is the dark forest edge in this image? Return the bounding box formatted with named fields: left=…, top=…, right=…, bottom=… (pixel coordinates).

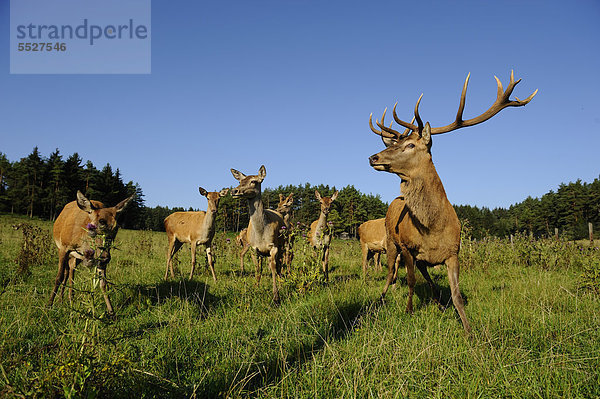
left=0, top=148, right=598, bottom=240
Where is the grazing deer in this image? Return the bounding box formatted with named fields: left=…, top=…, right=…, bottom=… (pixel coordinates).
left=164, top=187, right=229, bottom=281
left=358, top=218, right=386, bottom=276
left=236, top=193, right=294, bottom=273
left=48, top=191, right=134, bottom=314
left=230, top=165, right=285, bottom=303
left=309, top=190, right=339, bottom=281
left=276, top=193, right=295, bottom=268
left=368, top=71, right=537, bottom=333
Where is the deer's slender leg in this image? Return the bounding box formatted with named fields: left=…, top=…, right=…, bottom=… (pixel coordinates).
left=446, top=256, right=471, bottom=334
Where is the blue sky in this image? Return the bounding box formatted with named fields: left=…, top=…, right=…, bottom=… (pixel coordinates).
left=1, top=1, right=599, bottom=210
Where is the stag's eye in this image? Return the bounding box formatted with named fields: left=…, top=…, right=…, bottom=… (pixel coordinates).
left=405, top=143, right=415, bottom=150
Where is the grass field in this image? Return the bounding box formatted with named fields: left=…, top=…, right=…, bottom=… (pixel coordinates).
left=1, top=214, right=600, bottom=398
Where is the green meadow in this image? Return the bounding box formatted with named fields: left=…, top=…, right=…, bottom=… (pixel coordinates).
left=1, top=214, right=599, bottom=398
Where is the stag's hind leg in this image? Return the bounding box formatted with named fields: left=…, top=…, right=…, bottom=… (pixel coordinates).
left=67, top=256, right=78, bottom=304
left=416, top=261, right=442, bottom=307
left=205, top=245, right=217, bottom=282
left=446, top=256, right=471, bottom=334
left=402, top=249, right=416, bottom=314
left=97, top=265, right=114, bottom=314
left=381, top=239, right=399, bottom=298
left=269, top=247, right=280, bottom=304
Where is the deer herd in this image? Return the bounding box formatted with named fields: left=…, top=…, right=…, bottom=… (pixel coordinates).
left=47, top=71, right=536, bottom=334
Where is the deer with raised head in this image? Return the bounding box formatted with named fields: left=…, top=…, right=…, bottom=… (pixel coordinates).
left=358, top=218, right=386, bottom=276
left=164, top=187, right=229, bottom=281
left=368, top=71, right=537, bottom=333
left=230, top=165, right=285, bottom=303
left=276, top=192, right=294, bottom=268
left=48, top=191, right=134, bottom=314
left=236, top=193, right=294, bottom=273
left=309, top=190, right=338, bottom=281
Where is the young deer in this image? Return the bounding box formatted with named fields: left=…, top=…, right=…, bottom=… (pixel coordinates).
left=276, top=193, right=294, bottom=268
left=48, top=191, right=133, bottom=314
left=164, top=187, right=229, bottom=281
left=358, top=218, right=386, bottom=277
left=230, top=165, right=285, bottom=303
left=309, top=190, right=338, bottom=281
left=369, top=71, right=537, bottom=333
left=236, top=193, right=293, bottom=273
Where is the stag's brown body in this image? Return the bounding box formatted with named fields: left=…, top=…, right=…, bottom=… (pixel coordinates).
left=231, top=166, right=285, bottom=303
left=309, top=190, right=338, bottom=281
left=48, top=191, right=133, bottom=314
left=164, top=188, right=228, bottom=281
left=358, top=218, right=387, bottom=275
left=369, top=71, right=537, bottom=334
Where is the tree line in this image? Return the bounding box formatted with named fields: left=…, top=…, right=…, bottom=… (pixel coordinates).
left=1, top=148, right=597, bottom=240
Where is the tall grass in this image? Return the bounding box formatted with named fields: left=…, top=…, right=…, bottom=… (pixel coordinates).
left=1, top=214, right=599, bottom=398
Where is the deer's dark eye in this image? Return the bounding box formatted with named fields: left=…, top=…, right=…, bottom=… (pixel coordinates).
left=406, top=143, right=415, bottom=149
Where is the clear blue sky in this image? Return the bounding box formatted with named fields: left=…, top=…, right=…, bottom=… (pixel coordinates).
left=1, top=1, right=599, bottom=210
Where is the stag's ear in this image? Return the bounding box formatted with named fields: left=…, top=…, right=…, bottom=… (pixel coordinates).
left=258, top=165, right=266, bottom=182
left=76, top=191, right=95, bottom=213
left=421, top=122, right=432, bottom=147
left=230, top=169, right=245, bottom=181
left=315, top=190, right=322, bottom=201
left=331, top=191, right=339, bottom=202
left=381, top=135, right=398, bottom=148
left=199, top=187, right=208, bottom=197
left=115, top=194, right=134, bottom=213
left=219, top=188, right=229, bottom=197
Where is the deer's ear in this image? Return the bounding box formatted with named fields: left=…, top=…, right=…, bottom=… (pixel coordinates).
left=258, top=165, right=266, bottom=182
left=230, top=169, right=245, bottom=181
left=199, top=187, right=208, bottom=197
left=219, top=188, right=229, bottom=197
left=76, top=191, right=95, bottom=213
left=381, top=135, right=398, bottom=148
left=115, top=194, right=134, bottom=213
left=331, top=191, right=339, bottom=202
left=421, top=122, right=431, bottom=147
left=315, top=190, right=322, bottom=201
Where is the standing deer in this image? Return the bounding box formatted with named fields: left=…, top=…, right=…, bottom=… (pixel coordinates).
left=48, top=191, right=134, bottom=314
left=276, top=193, right=294, bottom=268
left=236, top=193, right=294, bottom=273
left=368, top=71, right=537, bottom=333
left=358, top=218, right=386, bottom=276
left=164, top=187, right=229, bottom=281
left=309, top=190, right=338, bottom=281
left=230, top=165, right=285, bottom=303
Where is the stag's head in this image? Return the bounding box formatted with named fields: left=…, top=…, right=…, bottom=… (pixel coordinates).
left=200, top=187, right=229, bottom=214
left=76, top=191, right=133, bottom=266
left=315, top=190, right=338, bottom=215
left=369, top=71, right=537, bottom=178
left=230, top=165, right=266, bottom=199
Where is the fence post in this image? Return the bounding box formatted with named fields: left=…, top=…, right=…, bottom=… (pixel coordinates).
left=590, top=222, right=594, bottom=246
left=555, top=227, right=559, bottom=241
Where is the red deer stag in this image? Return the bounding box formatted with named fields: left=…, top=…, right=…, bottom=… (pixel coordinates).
left=230, top=165, right=285, bottom=303
left=164, top=187, right=229, bottom=281
left=48, top=191, right=134, bottom=314
left=358, top=218, right=386, bottom=277
left=309, top=190, right=338, bottom=281
left=368, top=71, right=537, bottom=333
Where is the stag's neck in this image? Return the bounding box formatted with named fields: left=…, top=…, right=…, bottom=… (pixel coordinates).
left=247, top=194, right=267, bottom=233
left=401, top=161, right=454, bottom=230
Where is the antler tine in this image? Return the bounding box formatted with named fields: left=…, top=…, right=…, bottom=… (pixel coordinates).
left=369, top=111, right=396, bottom=139
left=392, top=102, right=418, bottom=132
left=414, top=94, right=424, bottom=132
left=376, top=108, right=404, bottom=137
left=430, top=71, right=538, bottom=135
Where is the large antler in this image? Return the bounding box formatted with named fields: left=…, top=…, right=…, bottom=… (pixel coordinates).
left=392, top=70, right=538, bottom=135
left=369, top=108, right=414, bottom=140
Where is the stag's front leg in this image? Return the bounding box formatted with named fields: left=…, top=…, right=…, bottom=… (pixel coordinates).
left=67, top=256, right=78, bottom=305
left=446, top=256, right=471, bottom=334
left=206, top=245, right=217, bottom=282
left=48, top=250, right=68, bottom=307
left=269, top=247, right=280, bottom=304
left=252, top=250, right=262, bottom=283
left=381, top=238, right=398, bottom=298
left=97, top=266, right=114, bottom=314
left=403, top=250, right=416, bottom=314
